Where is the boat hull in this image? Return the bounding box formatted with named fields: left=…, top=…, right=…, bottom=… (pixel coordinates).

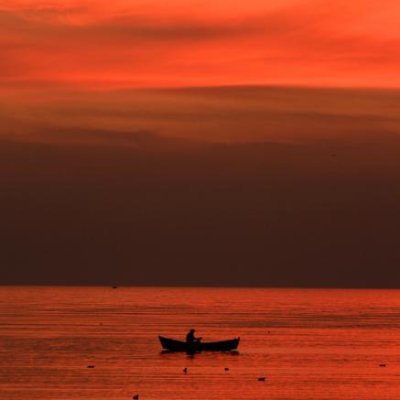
left=159, top=336, right=240, bottom=352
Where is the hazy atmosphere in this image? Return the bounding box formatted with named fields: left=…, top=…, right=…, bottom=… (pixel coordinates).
left=2, top=85, right=400, bottom=286
left=1, top=0, right=400, bottom=286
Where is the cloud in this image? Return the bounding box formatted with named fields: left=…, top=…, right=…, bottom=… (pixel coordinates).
left=1, top=0, right=400, bottom=88
left=1, top=86, right=399, bottom=146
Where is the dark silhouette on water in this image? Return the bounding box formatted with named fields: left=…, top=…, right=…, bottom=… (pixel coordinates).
left=186, top=329, right=202, bottom=344
left=159, top=335, right=240, bottom=352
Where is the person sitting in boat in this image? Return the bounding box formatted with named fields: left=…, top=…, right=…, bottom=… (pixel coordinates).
left=186, top=329, right=202, bottom=344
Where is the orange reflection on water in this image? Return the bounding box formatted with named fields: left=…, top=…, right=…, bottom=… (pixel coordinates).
left=1, top=287, right=400, bottom=400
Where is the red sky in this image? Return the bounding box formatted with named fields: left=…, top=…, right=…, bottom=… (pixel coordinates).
left=1, top=0, right=400, bottom=88
left=2, top=1, right=400, bottom=287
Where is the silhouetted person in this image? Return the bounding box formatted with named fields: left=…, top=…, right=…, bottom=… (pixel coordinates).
left=186, top=329, right=201, bottom=344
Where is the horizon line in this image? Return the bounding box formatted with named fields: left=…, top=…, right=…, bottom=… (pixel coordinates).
left=1, top=284, right=400, bottom=291
left=2, top=80, right=400, bottom=93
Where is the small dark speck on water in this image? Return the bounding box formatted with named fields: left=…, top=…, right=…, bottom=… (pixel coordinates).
left=257, top=377, right=266, bottom=381
left=112, top=286, right=118, bottom=289
left=87, top=365, right=95, bottom=368
left=132, top=395, right=139, bottom=400
left=224, top=367, right=229, bottom=371
left=379, top=364, right=386, bottom=367
left=183, top=367, right=188, bottom=374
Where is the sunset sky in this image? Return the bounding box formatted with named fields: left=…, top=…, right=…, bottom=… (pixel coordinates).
left=1, top=1, right=400, bottom=286
left=1, top=0, right=400, bottom=89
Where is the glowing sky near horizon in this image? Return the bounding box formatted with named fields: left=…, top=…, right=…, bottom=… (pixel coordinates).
left=1, top=0, right=400, bottom=88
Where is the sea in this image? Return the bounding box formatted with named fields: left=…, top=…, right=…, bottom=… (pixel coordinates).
left=1, top=287, right=400, bottom=400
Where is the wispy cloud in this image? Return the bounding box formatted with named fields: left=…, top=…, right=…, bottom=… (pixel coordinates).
left=1, top=0, right=400, bottom=88
left=1, top=86, right=399, bottom=146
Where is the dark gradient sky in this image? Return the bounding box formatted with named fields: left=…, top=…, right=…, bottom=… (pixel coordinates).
left=1, top=86, right=400, bottom=287
left=2, top=1, right=400, bottom=287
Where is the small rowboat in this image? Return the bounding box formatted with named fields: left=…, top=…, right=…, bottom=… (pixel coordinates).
left=159, top=336, right=240, bottom=352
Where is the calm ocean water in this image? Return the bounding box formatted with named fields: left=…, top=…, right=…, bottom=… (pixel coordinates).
left=1, top=287, right=400, bottom=400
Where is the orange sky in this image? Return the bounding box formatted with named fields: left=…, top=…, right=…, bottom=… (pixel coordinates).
left=1, top=0, right=400, bottom=88
left=2, top=1, right=400, bottom=288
